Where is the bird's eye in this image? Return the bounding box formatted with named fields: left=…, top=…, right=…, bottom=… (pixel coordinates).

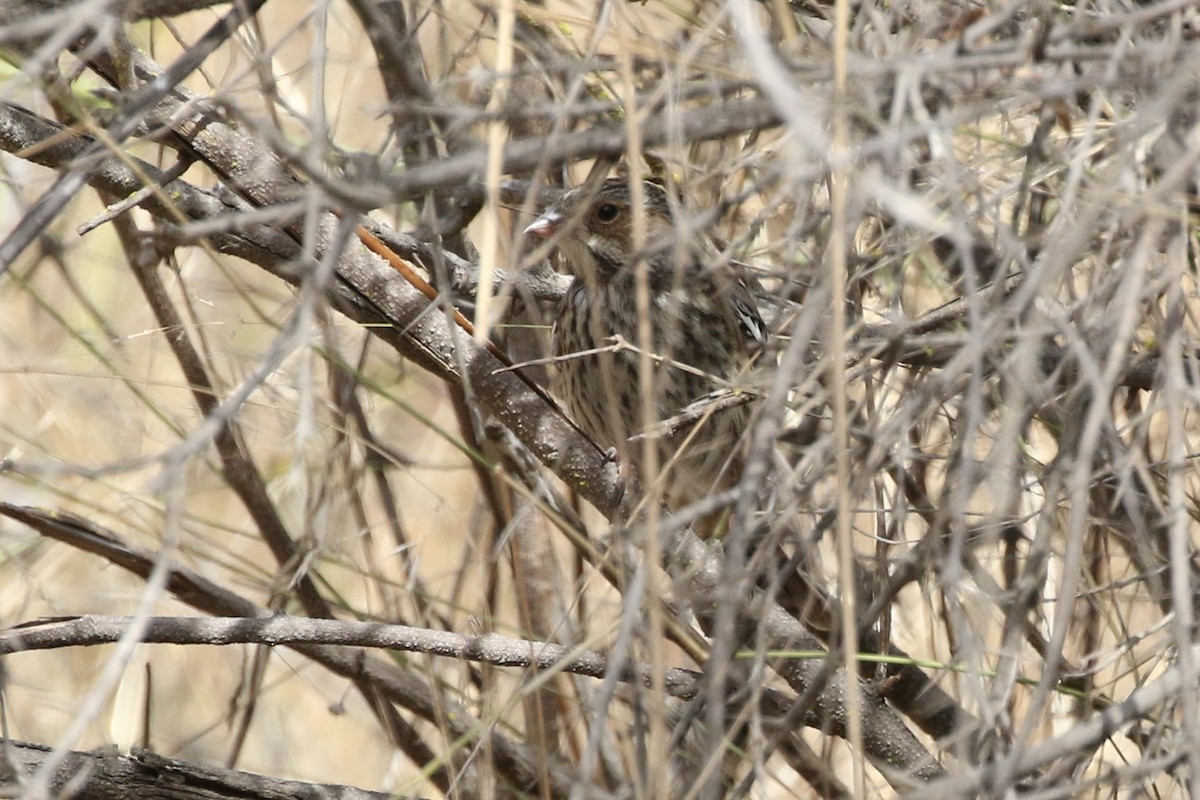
left=594, top=203, right=621, bottom=224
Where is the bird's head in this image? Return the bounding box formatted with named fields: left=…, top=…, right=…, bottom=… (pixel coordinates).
left=524, top=178, right=677, bottom=277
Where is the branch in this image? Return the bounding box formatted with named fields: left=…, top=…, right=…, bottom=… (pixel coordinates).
left=913, top=642, right=1199, bottom=798
left=372, top=97, right=784, bottom=203
left=2, top=613, right=712, bottom=699
left=0, top=504, right=608, bottom=800
left=0, top=0, right=270, bottom=271
left=0, top=737, right=400, bottom=800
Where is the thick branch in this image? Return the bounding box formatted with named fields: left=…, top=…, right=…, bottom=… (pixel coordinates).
left=0, top=737, right=400, bottom=800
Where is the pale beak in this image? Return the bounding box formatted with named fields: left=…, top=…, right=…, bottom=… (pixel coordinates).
left=524, top=210, right=563, bottom=239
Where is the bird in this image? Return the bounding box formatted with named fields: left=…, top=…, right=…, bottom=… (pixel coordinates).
left=524, top=177, right=765, bottom=508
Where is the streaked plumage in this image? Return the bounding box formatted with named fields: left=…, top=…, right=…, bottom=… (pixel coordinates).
left=525, top=178, right=764, bottom=506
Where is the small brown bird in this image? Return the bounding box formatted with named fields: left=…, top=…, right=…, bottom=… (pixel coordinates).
left=524, top=178, right=765, bottom=507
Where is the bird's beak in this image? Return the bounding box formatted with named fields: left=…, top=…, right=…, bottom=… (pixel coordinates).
left=524, top=210, right=563, bottom=239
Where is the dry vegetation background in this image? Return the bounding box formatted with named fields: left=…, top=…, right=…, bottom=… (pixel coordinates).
left=1, top=0, right=1200, bottom=798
